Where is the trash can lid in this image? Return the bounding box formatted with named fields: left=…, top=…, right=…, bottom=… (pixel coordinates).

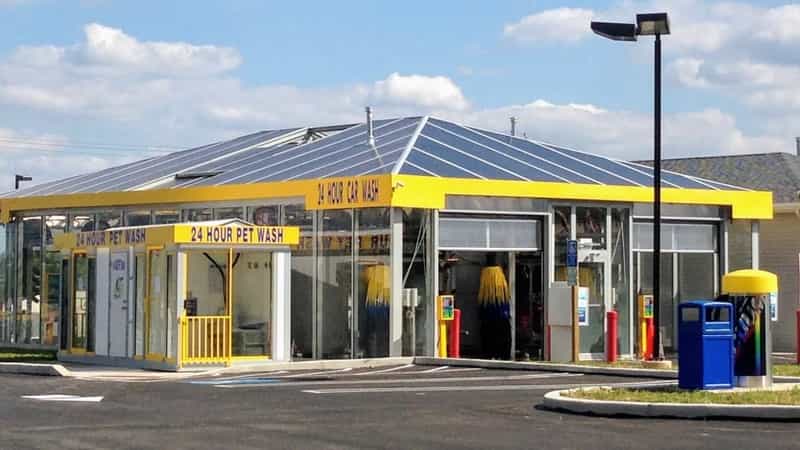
left=722, top=269, right=778, bottom=295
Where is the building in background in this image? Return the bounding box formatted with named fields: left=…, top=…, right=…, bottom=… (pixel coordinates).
left=653, top=151, right=800, bottom=352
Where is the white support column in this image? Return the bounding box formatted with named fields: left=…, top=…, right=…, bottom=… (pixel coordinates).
left=272, top=250, right=292, bottom=362
left=95, top=248, right=110, bottom=356
left=751, top=220, right=760, bottom=270
left=389, top=208, right=404, bottom=356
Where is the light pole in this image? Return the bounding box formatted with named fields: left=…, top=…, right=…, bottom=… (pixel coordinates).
left=14, top=174, right=32, bottom=190
left=591, top=13, right=670, bottom=360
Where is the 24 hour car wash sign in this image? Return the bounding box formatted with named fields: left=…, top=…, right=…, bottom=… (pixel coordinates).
left=313, top=176, right=390, bottom=209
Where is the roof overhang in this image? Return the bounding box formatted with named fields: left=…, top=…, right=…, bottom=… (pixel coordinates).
left=0, top=174, right=773, bottom=223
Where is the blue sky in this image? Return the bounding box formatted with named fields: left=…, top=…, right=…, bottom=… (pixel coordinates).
left=0, top=0, right=798, bottom=190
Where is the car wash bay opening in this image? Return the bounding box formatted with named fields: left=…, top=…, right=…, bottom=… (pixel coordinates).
left=0, top=116, right=771, bottom=368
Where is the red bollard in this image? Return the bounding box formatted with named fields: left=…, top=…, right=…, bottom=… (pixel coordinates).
left=606, top=310, right=618, bottom=363
left=645, top=317, right=655, bottom=361
left=448, top=309, right=461, bottom=358
left=796, top=309, right=800, bottom=364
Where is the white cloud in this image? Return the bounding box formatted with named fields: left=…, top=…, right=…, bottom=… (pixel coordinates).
left=0, top=20, right=795, bottom=191
left=503, top=8, right=595, bottom=44
left=81, top=23, right=241, bottom=75
left=7, top=23, right=241, bottom=78
left=369, top=73, right=469, bottom=111
left=446, top=102, right=788, bottom=161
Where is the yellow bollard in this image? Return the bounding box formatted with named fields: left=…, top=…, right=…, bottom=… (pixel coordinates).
left=439, top=322, right=448, bottom=357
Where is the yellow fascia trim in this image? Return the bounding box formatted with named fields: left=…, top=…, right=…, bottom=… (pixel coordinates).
left=0, top=175, right=394, bottom=223
left=1, top=172, right=772, bottom=222
left=389, top=175, right=773, bottom=220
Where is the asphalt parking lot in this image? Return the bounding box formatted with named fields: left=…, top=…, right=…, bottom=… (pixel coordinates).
left=0, top=365, right=798, bottom=450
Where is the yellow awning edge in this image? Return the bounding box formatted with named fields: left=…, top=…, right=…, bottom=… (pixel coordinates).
left=0, top=173, right=773, bottom=223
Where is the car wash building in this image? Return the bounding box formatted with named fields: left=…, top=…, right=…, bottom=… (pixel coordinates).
left=0, top=115, right=771, bottom=369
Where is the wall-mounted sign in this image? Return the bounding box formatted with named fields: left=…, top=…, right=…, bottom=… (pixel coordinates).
left=770, top=292, right=778, bottom=322
left=639, top=294, right=654, bottom=319
left=178, top=225, right=297, bottom=245
left=308, top=176, right=391, bottom=210
left=577, top=287, right=589, bottom=326
left=438, top=295, right=455, bottom=321
left=55, top=223, right=300, bottom=250
left=567, top=239, right=578, bottom=287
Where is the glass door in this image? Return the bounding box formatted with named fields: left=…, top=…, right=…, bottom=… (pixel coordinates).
left=574, top=206, right=612, bottom=358
left=578, top=261, right=607, bottom=355
left=231, top=250, right=272, bottom=358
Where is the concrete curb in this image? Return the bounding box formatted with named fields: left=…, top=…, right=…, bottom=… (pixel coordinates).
left=0, top=362, right=70, bottom=377
left=414, top=357, right=676, bottom=379
left=543, top=386, right=800, bottom=420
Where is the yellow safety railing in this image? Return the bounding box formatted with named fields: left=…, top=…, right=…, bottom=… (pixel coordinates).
left=180, top=315, right=232, bottom=366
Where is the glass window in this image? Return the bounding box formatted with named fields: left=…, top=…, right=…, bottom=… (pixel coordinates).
left=72, top=253, right=92, bottom=350
left=42, top=250, right=62, bottom=346
left=611, top=208, right=631, bottom=355
left=636, top=253, right=675, bottom=351
left=232, top=251, right=272, bottom=356
left=285, top=205, right=314, bottom=359
left=318, top=209, right=353, bottom=359
left=184, top=208, right=213, bottom=222
left=215, top=207, right=244, bottom=221
left=438, top=218, right=486, bottom=249
left=126, top=211, right=152, bottom=227
left=576, top=207, right=606, bottom=249
left=678, top=253, right=715, bottom=301
left=134, top=254, right=145, bottom=357
left=251, top=205, right=280, bottom=226
left=402, top=209, right=430, bottom=356
left=3, top=222, right=17, bottom=344
left=96, top=211, right=123, bottom=230
left=554, top=206, right=571, bottom=282
left=71, top=214, right=94, bottom=232
left=355, top=208, right=391, bottom=358
left=148, top=249, right=167, bottom=355
left=154, top=210, right=180, bottom=225
left=19, top=217, right=42, bottom=344
left=166, top=254, right=176, bottom=358
left=0, top=224, right=7, bottom=343
left=44, top=215, right=67, bottom=246
left=186, top=250, right=227, bottom=316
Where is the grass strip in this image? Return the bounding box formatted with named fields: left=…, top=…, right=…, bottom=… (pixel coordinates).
left=566, top=386, right=800, bottom=405
left=0, top=348, right=57, bottom=362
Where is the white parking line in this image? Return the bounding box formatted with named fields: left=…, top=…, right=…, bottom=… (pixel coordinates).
left=302, top=379, right=675, bottom=395
left=22, top=394, right=104, bottom=402
left=279, top=367, right=353, bottom=378
left=435, top=367, right=482, bottom=374
left=419, top=366, right=449, bottom=373
left=352, top=364, right=416, bottom=376
left=216, top=372, right=583, bottom=389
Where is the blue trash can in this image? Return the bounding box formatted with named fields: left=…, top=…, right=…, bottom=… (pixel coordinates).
left=678, top=301, right=734, bottom=390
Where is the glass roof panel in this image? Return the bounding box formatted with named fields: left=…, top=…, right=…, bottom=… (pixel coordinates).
left=470, top=128, right=630, bottom=185
left=432, top=119, right=600, bottom=184
left=421, top=120, right=565, bottom=183
left=225, top=118, right=418, bottom=185
left=276, top=132, right=411, bottom=181
left=253, top=121, right=417, bottom=182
